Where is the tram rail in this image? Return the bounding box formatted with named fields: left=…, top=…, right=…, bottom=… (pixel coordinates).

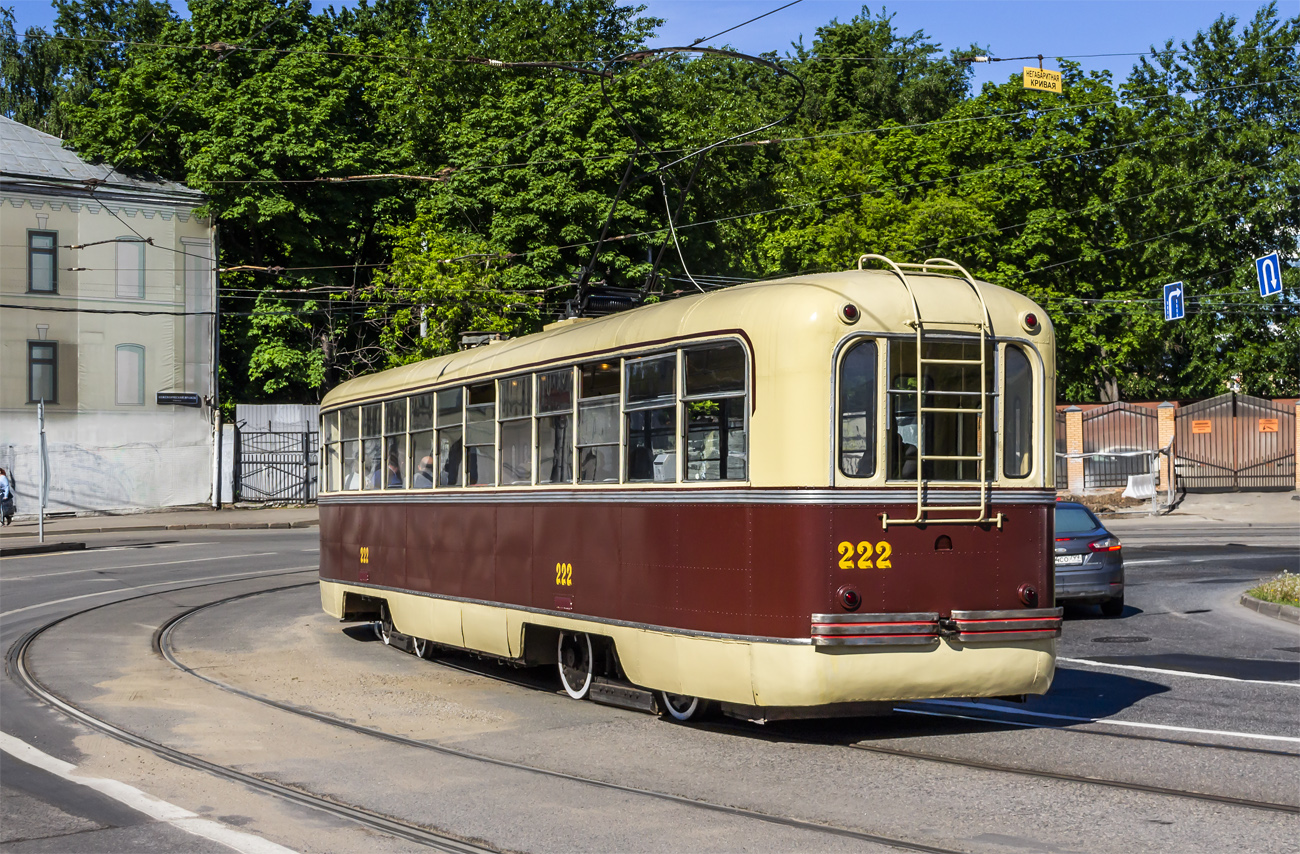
left=159, top=585, right=1300, bottom=819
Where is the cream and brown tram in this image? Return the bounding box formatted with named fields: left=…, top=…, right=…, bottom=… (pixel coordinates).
left=317, top=256, right=1062, bottom=720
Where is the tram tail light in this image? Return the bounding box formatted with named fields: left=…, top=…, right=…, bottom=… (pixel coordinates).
left=1088, top=537, right=1121, bottom=552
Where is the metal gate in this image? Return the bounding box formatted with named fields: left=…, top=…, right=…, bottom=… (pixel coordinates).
left=236, top=430, right=318, bottom=502
left=1175, top=393, right=1295, bottom=491
left=1081, top=403, right=1160, bottom=489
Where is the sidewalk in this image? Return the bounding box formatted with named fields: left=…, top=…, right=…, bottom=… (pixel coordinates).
left=0, top=504, right=318, bottom=555
left=1102, top=491, right=1297, bottom=548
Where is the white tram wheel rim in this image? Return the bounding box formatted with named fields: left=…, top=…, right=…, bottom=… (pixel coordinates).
left=557, top=632, right=593, bottom=699
left=659, top=691, right=700, bottom=721
left=412, top=637, right=428, bottom=658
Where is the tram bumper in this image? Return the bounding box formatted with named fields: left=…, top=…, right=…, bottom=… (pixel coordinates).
left=742, top=608, right=1066, bottom=708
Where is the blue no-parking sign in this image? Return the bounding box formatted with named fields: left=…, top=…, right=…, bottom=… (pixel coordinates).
left=1164, top=281, right=1185, bottom=321
left=1256, top=252, right=1282, bottom=297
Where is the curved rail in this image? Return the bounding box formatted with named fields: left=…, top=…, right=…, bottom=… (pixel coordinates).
left=156, top=591, right=969, bottom=853
left=5, top=574, right=498, bottom=853
left=160, top=587, right=1299, bottom=818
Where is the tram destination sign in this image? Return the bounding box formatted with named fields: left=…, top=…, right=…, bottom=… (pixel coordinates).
left=1023, top=67, right=1062, bottom=93
left=156, top=392, right=202, bottom=407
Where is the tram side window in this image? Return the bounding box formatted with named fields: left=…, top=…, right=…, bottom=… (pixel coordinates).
left=466, top=382, right=496, bottom=486
left=888, top=338, right=993, bottom=481
left=383, top=398, right=407, bottom=488
left=1003, top=345, right=1034, bottom=479
left=537, top=369, right=574, bottom=484
left=360, top=404, right=382, bottom=489
left=626, top=355, right=676, bottom=482
left=410, top=393, right=435, bottom=488
left=578, top=360, right=620, bottom=483
left=341, top=407, right=360, bottom=489
left=499, top=375, right=532, bottom=485
left=838, top=341, right=877, bottom=478
left=684, top=342, right=747, bottom=481
left=437, top=388, right=463, bottom=486
left=322, top=410, right=340, bottom=492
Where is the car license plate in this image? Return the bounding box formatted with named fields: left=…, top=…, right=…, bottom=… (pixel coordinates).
left=1055, top=554, right=1084, bottom=566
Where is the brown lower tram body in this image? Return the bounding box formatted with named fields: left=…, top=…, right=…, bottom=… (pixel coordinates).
left=318, top=490, right=1061, bottom=708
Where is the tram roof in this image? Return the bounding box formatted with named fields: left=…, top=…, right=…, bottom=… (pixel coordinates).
left=321, top=267, right=1050, bottom=408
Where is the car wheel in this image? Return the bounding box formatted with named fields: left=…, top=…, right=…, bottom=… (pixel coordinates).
left=1100, top=596, right=1124, bottom=618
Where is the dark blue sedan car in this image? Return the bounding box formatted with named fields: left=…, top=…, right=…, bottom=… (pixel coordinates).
left=1054, top=501, right=1125, bottom=617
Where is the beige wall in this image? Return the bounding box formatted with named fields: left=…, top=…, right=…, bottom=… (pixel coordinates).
left=0, top=188, right=217, bottom=512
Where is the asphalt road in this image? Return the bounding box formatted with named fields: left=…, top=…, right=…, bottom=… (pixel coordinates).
left=2, top=527, right=1296, bottom=853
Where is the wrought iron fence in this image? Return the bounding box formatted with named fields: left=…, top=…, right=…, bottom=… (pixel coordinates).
left=236, top=430, right=318, bottom=502
left=1080, top=403, right=1160, bottom=489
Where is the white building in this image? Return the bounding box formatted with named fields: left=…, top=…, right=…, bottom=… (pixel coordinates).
left=0, top=116, right=218, bottom=514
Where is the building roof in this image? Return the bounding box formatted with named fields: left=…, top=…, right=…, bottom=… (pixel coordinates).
left=0, top=116, right=202, bottom=201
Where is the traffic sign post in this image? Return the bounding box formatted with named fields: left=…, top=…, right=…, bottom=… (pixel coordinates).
left=1255, top=252, right=1282, bottom=297
left=1164, top=281, right=1185, bottom=321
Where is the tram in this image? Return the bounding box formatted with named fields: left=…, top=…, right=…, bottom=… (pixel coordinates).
left=316, top=255, right=1062, bottom=720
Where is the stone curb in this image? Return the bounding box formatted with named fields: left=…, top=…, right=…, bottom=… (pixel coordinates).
left=0, top=541, right=87, bottom=557
left=1239, top=593, right=1300, bottom=625
left=1, top=517, right=319, bottom=535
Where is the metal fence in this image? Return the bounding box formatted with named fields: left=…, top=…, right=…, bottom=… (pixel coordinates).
left=1080, top=403, right=1161, bottom=489
left=1175, top=393, right=1296, bottom=492
left=236, top=430, right=318, bottom=502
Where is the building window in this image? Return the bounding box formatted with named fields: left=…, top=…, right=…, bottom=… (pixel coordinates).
left=115, top=344, right=145, bottom=405
left=28, top=341, right=58, bottom=403
left=28, top=231, right=57, bottom=293
left=116, top=237, right=145, bottom=298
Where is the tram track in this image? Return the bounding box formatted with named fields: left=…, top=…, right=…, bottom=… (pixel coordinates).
left=13, top=572, right=971, bottom=854
left=431, top=651, right=1300, bottom=814
left=157, top=586, right=1300, bottom=821
left=6, top=572, right=499, bottom=854
left=155, top=590, right=974, bottom=854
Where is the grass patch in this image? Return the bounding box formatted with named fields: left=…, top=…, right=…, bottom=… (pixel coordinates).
left=1247, top=572, right=1300, bottom=608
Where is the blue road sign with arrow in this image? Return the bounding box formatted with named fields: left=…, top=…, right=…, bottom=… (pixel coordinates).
left=1164, top=281, right=1185, bottom=321
left=1256, top=252, right=1282, bottom=297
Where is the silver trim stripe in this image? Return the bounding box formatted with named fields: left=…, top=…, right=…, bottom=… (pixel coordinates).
left=811, top=611, right=942, bottom=647
left=953, top=607, right=1063, bottom=642
left=320, top=488, right=1058, bottom=507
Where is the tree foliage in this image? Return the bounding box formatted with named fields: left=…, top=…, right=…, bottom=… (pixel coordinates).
left=4, top=0, right=1296, bottom=403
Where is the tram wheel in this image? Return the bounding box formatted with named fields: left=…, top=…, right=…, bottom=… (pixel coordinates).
left=377, top=605, right=395, bottom=646
left=411, top=636, right=431, bottom=659
left=658, top=691, right=702, bottom=722
left=557, top=631, right=594, bottom=700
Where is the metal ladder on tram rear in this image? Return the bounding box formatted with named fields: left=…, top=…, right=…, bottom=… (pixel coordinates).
left=858, top=254, right=1004, bottom=530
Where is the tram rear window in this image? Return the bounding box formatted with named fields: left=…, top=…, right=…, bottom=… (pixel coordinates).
left=838, top=340, right=877, bottom=478
left=1003, top=346, right=1034, bottom=479
left=888, top=338, right=993, bottom=482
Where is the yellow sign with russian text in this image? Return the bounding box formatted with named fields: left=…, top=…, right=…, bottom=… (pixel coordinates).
left=1023, top=67, right=1063, bottom=93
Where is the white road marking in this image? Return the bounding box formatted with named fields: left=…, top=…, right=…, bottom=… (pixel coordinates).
left=2, top=553, right=279, bottom=582
left=0, top=731, right=298, bottom=854
left=907, top=699, right=1300, bottom=744
left=1059, top=656, right=1299, bottom=687
left=0, top=566, right=316, bottom=618
left=1125, top=554, right=1298, bottom=566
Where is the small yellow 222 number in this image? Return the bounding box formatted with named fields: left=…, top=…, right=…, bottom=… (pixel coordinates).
left=555, top=562, right=573, bottom=587
left=836, top=541, right=892, bottom=570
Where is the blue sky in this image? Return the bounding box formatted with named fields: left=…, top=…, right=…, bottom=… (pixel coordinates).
left=9, top=0, right=1275, bottom=89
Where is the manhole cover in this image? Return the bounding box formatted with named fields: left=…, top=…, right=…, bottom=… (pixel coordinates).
left=1092, top=636, right=1152, bottom=644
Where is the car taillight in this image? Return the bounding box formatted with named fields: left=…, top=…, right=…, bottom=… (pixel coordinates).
left=1088, top=537, right=1121, bottom=552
